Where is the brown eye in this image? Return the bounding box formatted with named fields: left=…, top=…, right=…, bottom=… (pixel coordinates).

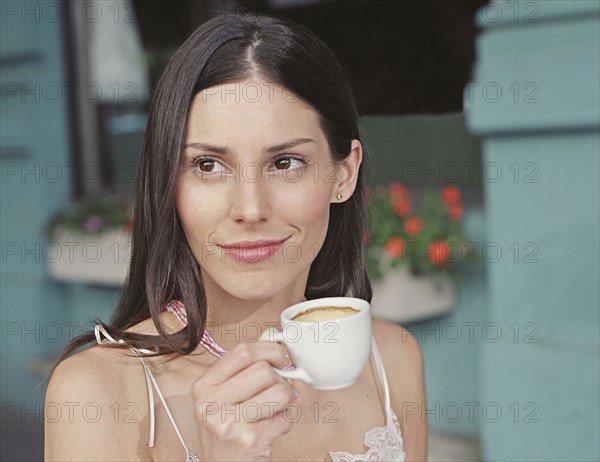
left=197, top=159, right=215, bottom=172
left=272, top=155, right=308, bottom=171
left=274, top=158, right=291, bottom=170
left=190, top=156, right=224, bottom=175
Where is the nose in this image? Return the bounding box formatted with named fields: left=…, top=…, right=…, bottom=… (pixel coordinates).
left=228, top=169, right=271, bottom=224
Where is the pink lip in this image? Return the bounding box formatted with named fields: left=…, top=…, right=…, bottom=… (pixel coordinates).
left=219, top=238, right=289, bottom=263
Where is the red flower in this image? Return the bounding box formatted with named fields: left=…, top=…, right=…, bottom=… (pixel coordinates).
left=441, top=185, right=461, bottom=205
left=449, top=203, right=464, bottom=221
left=388, top=181, right=412, bottom=217
left=392, top=198, right=412, bottom=217
left=385, top=237, right=405, bottom=259
left=404, top=217, right=424, bottom=236
left=389, top=182, right=411, bottom=200
left=427, top=240, right=451, bottom=265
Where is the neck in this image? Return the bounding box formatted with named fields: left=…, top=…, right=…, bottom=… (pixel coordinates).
left=202, top=286, right=307, bottom=351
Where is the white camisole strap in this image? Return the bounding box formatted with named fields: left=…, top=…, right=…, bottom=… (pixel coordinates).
left=94, top=325, right=200, bottom=461
left=370, top=337, right=393, bottom=426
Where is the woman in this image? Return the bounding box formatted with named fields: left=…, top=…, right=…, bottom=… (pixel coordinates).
left=45, top=11, right=427, bottom=461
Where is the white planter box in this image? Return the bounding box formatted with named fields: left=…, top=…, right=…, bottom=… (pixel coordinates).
left=371, top=264, right=456, bottom=323
left=46, top=229, right=131, bottom=287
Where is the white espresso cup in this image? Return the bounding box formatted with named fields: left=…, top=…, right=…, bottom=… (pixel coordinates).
left=259, top=297, right=372, bottom=390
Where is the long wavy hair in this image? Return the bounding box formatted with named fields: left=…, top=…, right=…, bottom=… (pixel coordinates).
left=52, top=10, right=374, bottom=369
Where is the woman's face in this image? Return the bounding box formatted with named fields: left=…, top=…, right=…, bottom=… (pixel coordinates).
left=176, top=78, right=361, bottom=303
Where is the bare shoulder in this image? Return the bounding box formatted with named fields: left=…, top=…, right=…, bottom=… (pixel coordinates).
left=48, top=311, right=174, bottom=398
left=47, top=341, right=144, bottom=399
left=45, top=339, right=151, bottom=460
left=371, top=317, right=428, bottom=460
left=371, top=317, right=425, bottom=378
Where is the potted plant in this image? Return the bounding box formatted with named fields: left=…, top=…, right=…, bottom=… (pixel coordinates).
left=365, top=182, right=477, bottom=322
left=44, top=198, right=133, bottom=286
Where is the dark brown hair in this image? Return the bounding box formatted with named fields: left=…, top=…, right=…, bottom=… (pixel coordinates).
left=51, top=10, right=374, bottom=370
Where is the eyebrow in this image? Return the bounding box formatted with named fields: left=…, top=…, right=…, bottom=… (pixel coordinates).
left=183, top=138, right=316, bottom=155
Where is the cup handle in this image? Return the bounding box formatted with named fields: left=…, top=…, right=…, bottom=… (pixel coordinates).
left=259, top=327, right=313, bottom=385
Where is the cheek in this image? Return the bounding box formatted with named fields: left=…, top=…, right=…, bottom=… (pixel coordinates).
left=286, top=183, right=332, bottom=228
left=175, top=184, right=194, bottom=229
left=175, top=183, right=217, bottom=238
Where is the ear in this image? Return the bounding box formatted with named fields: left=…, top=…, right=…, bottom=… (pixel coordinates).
left=330, top=139, right=363, bottom=203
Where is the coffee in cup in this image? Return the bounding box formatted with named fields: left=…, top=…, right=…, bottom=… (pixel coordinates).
left=259, top=297, right=372, bottom=390
left=291, top=306, right=359, bottom=322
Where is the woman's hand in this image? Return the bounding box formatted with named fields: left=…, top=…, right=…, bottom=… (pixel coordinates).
left=191, top=341, right=299, bottom=461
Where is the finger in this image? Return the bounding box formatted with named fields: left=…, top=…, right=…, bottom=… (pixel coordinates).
left=238, top=381, right=299, bottom=424
left=251, top=408, right=295, bottom=439
left=202, top=342, right=289, bottom=385
left=208, top=360, right=289, bottom=405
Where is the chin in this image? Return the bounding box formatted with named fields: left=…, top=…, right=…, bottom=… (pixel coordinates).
left=232, top=280, right=295, bottom=301
left=203, top=264, right=307, bottom=300
left=223, top=290, right=277, bottom=303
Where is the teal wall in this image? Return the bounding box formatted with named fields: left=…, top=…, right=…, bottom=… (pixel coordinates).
left=465, top=1, right=600, bottom=460
left=1, top=0, right=71, bottom=413
left=479, top=136, right=599, bottom=460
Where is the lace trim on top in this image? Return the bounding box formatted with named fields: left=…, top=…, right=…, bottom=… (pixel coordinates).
left=329, top=412, right=404, bottom=462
